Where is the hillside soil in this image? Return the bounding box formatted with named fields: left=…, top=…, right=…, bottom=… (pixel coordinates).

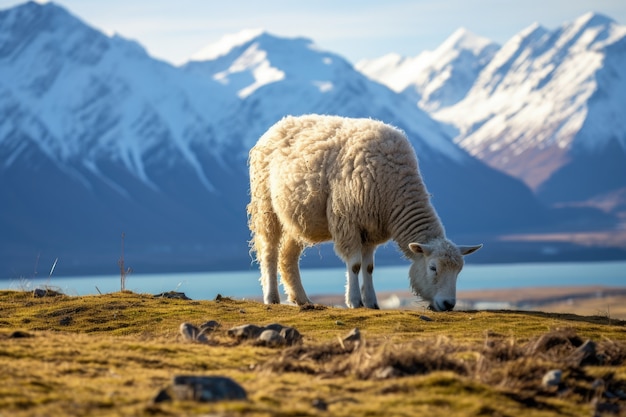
left=1, top=290, right=625, bottom=416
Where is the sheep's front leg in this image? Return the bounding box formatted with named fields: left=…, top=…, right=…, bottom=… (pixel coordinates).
left=345, top=255, right=364, bottom=308
left=360, top=245, right=379, bottom=309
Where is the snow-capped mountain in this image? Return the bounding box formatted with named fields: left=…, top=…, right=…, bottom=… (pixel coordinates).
left=358, top=13, right=626, bottom=218
left=435, top=13, right=626, bottom=200
left=184, top=29, right=465, bottom=160
left=0, top=2, right=251, bottom=276
left=0, top=2, right=617, bottom=277
left=0, top=1, right=241, bottom=191
left=184, top=29, right=570, bottom=235
left=356, top=28, right=499, bottom=112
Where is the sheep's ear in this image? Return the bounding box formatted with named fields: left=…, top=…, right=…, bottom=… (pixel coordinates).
left=458, top=244, right=482, bottom=256
left=408, top=243, right=433, bottom=256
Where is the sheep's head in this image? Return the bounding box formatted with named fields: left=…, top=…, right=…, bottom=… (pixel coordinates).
left=408, top=239, right=482, bottom=311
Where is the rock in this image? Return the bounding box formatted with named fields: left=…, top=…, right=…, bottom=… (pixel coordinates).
left=180, top=322, right=207, bottom=343
left=257, top=329, right=285, bottom=346
left=541, top=369, right=562, bottom=388
left=9, top=330, right=33, bottom=338
left=227, top=323, right=302, bottom=346
left=154, top=291, right=191, bottom=300
left=59, top=316, right=72, bottom=326
left=419, top=315, right=433, bottom=322
left=180, top=322, right=199, bottom=341
left=154, top=375, right=247, bottom=403
left=33, top=288, right=47, bottom=298
left=228, top=324, right=265, bottom=340
left=199, top=320, right=220, bottom=332
left=264, top=323, right=285, bottom=332
left=280, top=326, right=302, bottom=345
left=312, top=398, right=328, bottom=411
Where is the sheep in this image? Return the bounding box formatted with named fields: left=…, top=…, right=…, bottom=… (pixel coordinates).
left=247, top=114, right=482, bottom=311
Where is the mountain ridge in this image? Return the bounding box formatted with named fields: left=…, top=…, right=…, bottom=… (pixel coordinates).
left=0, top=2, right=621, bottom=278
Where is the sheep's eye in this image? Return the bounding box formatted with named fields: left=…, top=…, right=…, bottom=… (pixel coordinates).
left=429, top=265, right=437, bottom=273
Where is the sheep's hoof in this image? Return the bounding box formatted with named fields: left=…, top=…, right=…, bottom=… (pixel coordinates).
left=347, top=300, right=364, bottom=308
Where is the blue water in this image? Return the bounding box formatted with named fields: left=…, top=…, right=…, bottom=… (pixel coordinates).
left=4, top=261, right=625, bottom=300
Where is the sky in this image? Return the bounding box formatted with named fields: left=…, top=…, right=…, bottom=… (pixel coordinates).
left=1, top=0, right=626, bottom=66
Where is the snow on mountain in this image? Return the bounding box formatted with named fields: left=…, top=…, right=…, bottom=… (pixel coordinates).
left=184, top=30, right=466, bottom=161
left=434, top=13, right=626, bottom=196
left=0, top=1, right=238, bottom=193
left=356, top=28, right=499, bottom=112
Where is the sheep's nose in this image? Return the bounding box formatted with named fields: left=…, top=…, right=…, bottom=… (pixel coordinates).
left=441, top=299, right=456, bottom=311
left=429, top=298, right=456, bottom=311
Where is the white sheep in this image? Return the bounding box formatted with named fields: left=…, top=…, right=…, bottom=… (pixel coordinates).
left=247, top=114, right=481, bottom=311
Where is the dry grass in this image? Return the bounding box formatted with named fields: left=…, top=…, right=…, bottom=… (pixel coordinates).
left=1, top=290, right=625, bottom=416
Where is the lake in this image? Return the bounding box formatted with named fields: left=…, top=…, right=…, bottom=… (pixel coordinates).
left=3, top=260, right=625, bottom=300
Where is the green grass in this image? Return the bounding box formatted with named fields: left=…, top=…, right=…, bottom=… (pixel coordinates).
left=0, top=290, right=624, bottom=416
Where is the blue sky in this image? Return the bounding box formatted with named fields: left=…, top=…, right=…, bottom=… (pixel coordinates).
left=1, top=0, right=625, bottom=65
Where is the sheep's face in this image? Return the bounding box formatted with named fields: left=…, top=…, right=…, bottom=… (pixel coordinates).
left=408, top=239, right=482, bottom=311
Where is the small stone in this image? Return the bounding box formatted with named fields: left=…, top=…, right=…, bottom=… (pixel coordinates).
left=59, top=316, right=72, bottom=326
left=257, top=329, right=285, bottom=346
left=541, top=369, right=562, bottom=388
left=343, top=327, right=361, bottom=343
left=33, top=288, right=47, bottom=298
left=419, top=315, right=433, bottom=321
left=280, top=326, right=302, bottom=345
left=162, top=375, right=247, bottom=402
left=180, top=323, right=200, bottom=341
left=335, top=320, right=345, bottom=326
left=264, top=323, right=285, bottom=332
left=9, top=330, right=33, bottom=338
left=199, top=320, right=220, bottom=332
left=312, top=398, right=328, bottom=411
left=228, top=324, right=265, bottom=340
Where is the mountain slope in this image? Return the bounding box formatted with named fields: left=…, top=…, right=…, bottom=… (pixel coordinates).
left=356, top=28, right=499, bottom=112
left=433, top=13, right=626, bottom=206
left=0, top=2, right=251, bottom=276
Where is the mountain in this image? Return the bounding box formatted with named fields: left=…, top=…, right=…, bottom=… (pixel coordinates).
left=183, top=29, right=579, bottom=237
left=0, top=3, right=617, bottom=278
left=435, top=13, right=626, bottom=194
left=356, top=28, right=499, bottom=112
left=0, top=1, right=251, bottom=276
left=358, top=13, right=626, bottom=222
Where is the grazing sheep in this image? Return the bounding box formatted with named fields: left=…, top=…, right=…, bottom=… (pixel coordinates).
left=247, top=115, right=481, bottom=311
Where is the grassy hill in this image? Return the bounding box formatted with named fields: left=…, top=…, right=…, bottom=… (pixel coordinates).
left=1, top=290, right=625, bottom=416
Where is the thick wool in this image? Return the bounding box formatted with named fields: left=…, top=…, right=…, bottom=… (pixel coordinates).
left=247, top=115, right=481, bottom=310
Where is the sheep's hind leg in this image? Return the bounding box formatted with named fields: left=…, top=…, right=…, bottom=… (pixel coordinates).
left=256, top=233, right=280, bottom=304
left=252, top=209, right=281, bottom=304
left=360, top=245, right=379, bottom=309
left=278, top=237, right=311, bottom=305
